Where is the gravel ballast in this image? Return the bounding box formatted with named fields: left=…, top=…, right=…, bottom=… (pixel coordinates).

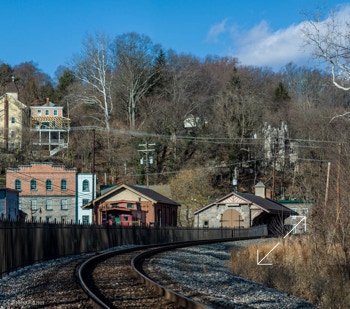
left=146, top=239, right=318, bottom=308
left=0, top=240, right=318, bottom=308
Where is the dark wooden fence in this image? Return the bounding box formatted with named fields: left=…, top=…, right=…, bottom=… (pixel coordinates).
left=0, top=220, right=267, bottom=278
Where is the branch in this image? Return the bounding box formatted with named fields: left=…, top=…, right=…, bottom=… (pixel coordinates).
left=329, top=111, right=350, bottom=123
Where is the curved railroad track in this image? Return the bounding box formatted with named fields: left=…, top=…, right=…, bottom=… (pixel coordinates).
left=0, top=237, right=316, bottom=308
left=78, top=238, right=249, bottom=308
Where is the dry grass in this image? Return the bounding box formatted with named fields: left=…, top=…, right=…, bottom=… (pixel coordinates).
left=230, top=236, right=350, bottom=308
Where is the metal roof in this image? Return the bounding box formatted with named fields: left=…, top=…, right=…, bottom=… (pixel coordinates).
left=194, top=191, right=297, bottom=215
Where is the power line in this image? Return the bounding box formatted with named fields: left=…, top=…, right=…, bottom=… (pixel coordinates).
left=68, top=125, right=342, bottom=146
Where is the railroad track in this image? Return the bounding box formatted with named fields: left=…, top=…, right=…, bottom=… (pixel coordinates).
left=0, top=236, right=316, bottom=308
left=78, top=238, right=252, bottom=308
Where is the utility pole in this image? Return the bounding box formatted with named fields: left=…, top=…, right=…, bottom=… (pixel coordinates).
left=91, top=129, right=96, bottom=223
left=272, top=139, right=277, bottom=200
left=138, top=142, right=155, bottom=188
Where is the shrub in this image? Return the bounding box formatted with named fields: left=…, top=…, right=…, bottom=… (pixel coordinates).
left=230, top=236, right=350, bottom=308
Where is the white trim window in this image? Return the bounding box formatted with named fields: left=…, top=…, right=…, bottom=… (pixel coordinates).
left=82, top=180, right=89, bottom=192
left=15, top=179, right=22, bottom=191
left=46, top=199, right=53, bottom=211
left=31, top=199, right=38, bottom=211
left=61, top=199, right=68, bottom=210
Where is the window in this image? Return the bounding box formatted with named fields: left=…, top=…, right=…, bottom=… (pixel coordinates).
left=82, top=215, right=89, bottom=224
left=31, top=199, right=38, bottom=211
left=46, top=216, right=52, bottom=223
left=61, top=179, right=67, bottom=191
left=45, top=109, right=49, bottom=115
left=61, top=199, right=68, bottom=210
left=82, top=199, right=90, bottom=206
left=15, top=179, right=22, bottom=191
left=42, top=122, right=49, bottom=129
left=127, top=203, right=134, bottom=209
left=46, top=199, right=53, bottom=210
left=54, top=110, right=58, bottom=116
left=30, top=179, right=37, bottom=191
left=10, top=130, right=15, bottom=138
left=124, top=216, right=129, bottom=221
left=11, top=117, right=15, bottom=124
left=46, top=179, right=52, bottom=191
left=37, top=109, right=42, bottom=115
left=203, top=220, right=209, bottom=228
left=82, top=180, right=89, bottom=192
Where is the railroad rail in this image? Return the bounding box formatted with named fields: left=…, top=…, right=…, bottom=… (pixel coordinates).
left=78, top=237, right=261, bottom=308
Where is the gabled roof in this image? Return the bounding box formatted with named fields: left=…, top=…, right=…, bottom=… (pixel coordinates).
left=83, top=184, right=180, bottom=209
left=126, top=184, right=180, bottom=206
left=194, top=191, right=297, bottom=215
left=0, top=93, right=27, bottom=110
left=235, top=192, right=296, bottom=215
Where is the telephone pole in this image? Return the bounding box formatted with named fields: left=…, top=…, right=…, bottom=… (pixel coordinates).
left=138, top=142, right=155, bottom=188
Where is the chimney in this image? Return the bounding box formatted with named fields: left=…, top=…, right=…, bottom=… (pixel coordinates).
left=254, top=181, right=266, bottom=198
left=46, top=98, right=49, bottom=106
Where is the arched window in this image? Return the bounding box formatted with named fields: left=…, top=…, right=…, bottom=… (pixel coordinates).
left=61, top=179, right=68, bottom=191
left=46, top=179, right=53, bottom=191
left=30, top=179, right=37, bottom=191
left=15, top=179, right=22, bottom=191
left=82, top=180, right=89, bottom=192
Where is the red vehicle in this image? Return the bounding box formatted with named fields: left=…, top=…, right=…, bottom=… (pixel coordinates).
left=101, top=200, right=146, bottom=226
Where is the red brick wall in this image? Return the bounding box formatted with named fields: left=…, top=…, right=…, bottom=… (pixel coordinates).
left=6, top=162, right=76, bottom=196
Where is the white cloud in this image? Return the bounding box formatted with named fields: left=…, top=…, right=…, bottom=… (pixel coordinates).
left=206, top=18, right=231, bottom=43
left=235, top=21, right=309, bottom=69
left=206, top=4, right=350, bottom=70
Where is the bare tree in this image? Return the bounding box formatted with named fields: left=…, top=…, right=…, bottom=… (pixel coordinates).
left=302, top=7, right=350, bottom=91
left=112, top=32, right=161, bottom=129
left=71, top=33, right=114, bottom=130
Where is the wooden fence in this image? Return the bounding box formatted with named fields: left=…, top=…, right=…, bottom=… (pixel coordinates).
left=0, top=220, right=267, bottom=277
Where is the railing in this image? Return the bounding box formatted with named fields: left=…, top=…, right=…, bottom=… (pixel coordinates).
left=0, top=220, right=267, bottom=278
left=32, top=140, right=68, bottom=145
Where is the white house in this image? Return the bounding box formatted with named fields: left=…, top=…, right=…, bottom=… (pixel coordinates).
left=76, top=173, right=96, bottom=224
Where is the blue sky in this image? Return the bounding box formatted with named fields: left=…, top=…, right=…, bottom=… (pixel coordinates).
left=1, top=0, right=348, bottom=80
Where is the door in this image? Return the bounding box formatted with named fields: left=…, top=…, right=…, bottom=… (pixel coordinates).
left=222, top=209, right=242, bottom=228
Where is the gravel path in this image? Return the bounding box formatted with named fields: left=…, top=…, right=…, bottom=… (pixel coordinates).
left=146, top=239, right=318, bottom=309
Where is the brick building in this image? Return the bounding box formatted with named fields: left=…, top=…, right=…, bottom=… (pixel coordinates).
left=6, top=162, right=77, bottom=223
left=83, top=184, right=180, bottom=226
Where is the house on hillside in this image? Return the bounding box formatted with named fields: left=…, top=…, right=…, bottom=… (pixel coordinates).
left=0, top=82, right=28, bottom=151
left=83, top=184, right=180, bottom=226
left=30, top=98, right=70, bottom=156
left=194, top=182, right=297, bottom=234
left=0, top=188, right=20, bottom=220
